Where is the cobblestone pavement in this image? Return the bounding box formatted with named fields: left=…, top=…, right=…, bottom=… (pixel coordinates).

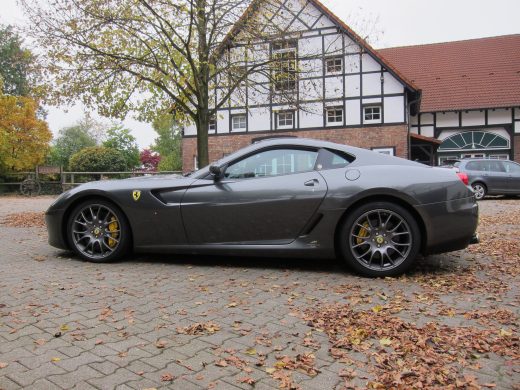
left=0, top=196, right=518, bottom=390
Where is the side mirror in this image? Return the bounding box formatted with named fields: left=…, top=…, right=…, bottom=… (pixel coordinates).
left=209, top=165, right=223, bottom=180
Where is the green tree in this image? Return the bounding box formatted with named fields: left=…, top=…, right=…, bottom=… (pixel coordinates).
left=0, top=24, right=36, bottom=96
left=69, top=146, right=126, bottom=172
left=152, top=114, right=182, bottom=172
left=102, top=124, right=140, bottom=170
left=21, top=0, right=297, bottom=168
left=49, top=116, right=103, bottom=168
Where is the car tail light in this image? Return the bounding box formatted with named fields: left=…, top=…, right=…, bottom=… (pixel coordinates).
left=457, top=172, right=469, bottom=186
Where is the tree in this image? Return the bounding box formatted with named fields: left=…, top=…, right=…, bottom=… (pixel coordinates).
left=139, top=149, right=161, bottom=172
left=0, top=92, right=52, bottom=172
left=0, top=24, right=37, bottom=96
left=21, top=0, right=347, bottom=168
left=152, top=114, right=182, bottom=172
left=49, top=115, right=103, bottom=168
left=69, top=146, right=127, bottom=172
left=102, top=124, right=140, bottom=170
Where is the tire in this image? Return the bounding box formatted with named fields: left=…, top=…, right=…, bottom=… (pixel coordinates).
left=67, top=199, right=131, bottom=262
left=471, top=182, right=487, bottom=200
left=338, top=201, right=421, bottom=277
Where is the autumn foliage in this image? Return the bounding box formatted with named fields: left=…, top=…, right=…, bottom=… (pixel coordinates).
left=0, top=94, right=51, bottom=171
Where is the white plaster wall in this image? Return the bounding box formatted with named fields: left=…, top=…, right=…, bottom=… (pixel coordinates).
left=344, top=54, right=360, bottom=73
left=299, top=58, right=322, bottom=78
left=299, top=36, right=322, bottom=57
left=361, top=54, right=381, bottom=72
left=515, top=108, right=520, bottom=120
left=420, top=113, right=434, bottom=125
left=362, top=73, right=381, bottom=96
left=325, top=76, right=343, bottom=99
left=299, top=2, right=322, bottom=26
left=384, top=96, right=405, bottom=123
left=436, top=112, right=459, bottom=127
left=345, top=100, right=361, bottom=125
left=421, top=126, right=435, bottom=138
left=248, top=107, right=270, bottom=131
left=515, top=121, right=520, bottom=133
left=488, top=109, right=511, bottom=124
left=323, top=34, right=343, bottom=56
left=344, top=36, right=359, bottom=54
left=216, top=110, right=230, bottom=134
left=248, top=89, right=270, bottom=106
left=362, top=97, right=382, bottom=104
left=184, top=123, right=197, bottom=136
left=410, top=115, right=418, bottom=125
left=410, top=127, right=419, bottom=134
left=300, top=103, right=323, bottom=128
left=461, top=110, right=485, bottom=126
left=383, top=72, right=404, bottom=94
left=345, top=75, right=360, bottom=97
left=300, top=79, right=323, bottom=101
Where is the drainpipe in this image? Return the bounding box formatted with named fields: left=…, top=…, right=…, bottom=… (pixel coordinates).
left=406, top=92, right=422, bottom=160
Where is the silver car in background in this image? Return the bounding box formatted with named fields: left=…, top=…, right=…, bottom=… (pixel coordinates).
left=454, top=159, right=520, bottom=199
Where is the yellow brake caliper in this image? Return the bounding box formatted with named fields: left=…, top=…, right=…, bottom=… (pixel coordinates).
left=107, top=217, right=119, bottom=247
left=356, top=222, right=370, bottom=244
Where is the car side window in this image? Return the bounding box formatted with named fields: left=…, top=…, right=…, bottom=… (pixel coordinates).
left=488, top=161, right=505, bottom=172
left=316, top=148, right=354, bottom=170
left=466, top=161, right=483, bottom=171
left=503, top=161, right=520, bottom=173
left=224, top=148, right=318, bottom=179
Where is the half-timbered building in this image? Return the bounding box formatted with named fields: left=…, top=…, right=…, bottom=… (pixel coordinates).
left=380, top=35, right=520, bottom=166
left=182, top=0, right=420, bottom=171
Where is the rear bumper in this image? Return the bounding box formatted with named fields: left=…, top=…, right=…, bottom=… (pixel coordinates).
left=469, top=232, right=480, bottom=245
left=417, top=196, right=479, bottom=255
left=45, top=208, right=68, bottom=250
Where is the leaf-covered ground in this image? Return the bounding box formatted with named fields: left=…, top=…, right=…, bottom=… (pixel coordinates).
left=0, top=196, right=518, bottom=389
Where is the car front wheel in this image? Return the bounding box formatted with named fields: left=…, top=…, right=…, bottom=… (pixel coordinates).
left=339, top=202, right=421, bottom=277
left=471, top=183, right=486, bottom=200
left=67, top=199, right=130, bottom=262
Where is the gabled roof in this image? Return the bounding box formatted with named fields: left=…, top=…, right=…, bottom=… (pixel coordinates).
left=379, top=35, right=520, bottom=112
left=216, top=0, right=420, bottom=93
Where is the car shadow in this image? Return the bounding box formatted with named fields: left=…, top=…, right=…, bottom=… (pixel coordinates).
left=54, top=249, right=464, bottom=278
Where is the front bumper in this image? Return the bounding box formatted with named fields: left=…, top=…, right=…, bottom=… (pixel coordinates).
left=45, top=208, right=68, bottom=250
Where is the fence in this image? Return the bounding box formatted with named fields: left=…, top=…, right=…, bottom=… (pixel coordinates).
left=0, top=169, right=183, bottom=196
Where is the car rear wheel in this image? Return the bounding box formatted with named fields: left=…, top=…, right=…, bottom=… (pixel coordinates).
left=339, top=202, right=421, bottom=277
left=471, top=183, right=486, bottom=200
left=67, top=199, right=130, bottom=262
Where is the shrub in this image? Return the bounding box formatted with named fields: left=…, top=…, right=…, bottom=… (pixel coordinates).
left=69, top=146, right=127, bottom=172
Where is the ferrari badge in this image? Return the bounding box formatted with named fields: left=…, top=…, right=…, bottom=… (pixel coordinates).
left=132, top=190, right=141, bottom=202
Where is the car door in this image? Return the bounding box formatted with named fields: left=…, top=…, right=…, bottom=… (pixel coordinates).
left=501, top=161, right=520, bottom=194
left=486, top=160, right=508, bottom=192
left=181, top=147, right=328, bottom=244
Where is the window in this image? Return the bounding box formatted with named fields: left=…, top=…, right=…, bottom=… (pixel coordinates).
left=489, top=154, right=509, bottom=160
left=502, top=161, right=520, bottom=173
left=371, top=147, right=394, bottom=156
left=272, top=40, right=297, bottom=92
left=326, top=107, right=343, bottom=124
left=209, top=117, right=216, bottom=132
left=277, top=111, right=294, bottom=128
left=232, top=115, right=246, bottom=131
left=466, top=160, right=504, bottom=172
left=225, top=148, right=318, bottom=179
left=364, top=106, right=382, bottom=123
left=316, top=148, right=353, bottom=170
left=325, top=57, right=343, bottom=74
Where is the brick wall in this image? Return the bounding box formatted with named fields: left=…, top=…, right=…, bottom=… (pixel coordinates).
left=182, top=125, right=408, bottom=173
left=515, top=135, right=520, bottom=163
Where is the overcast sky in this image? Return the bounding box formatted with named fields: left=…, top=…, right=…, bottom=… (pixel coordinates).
left=2, top=0, right=519, bottom=147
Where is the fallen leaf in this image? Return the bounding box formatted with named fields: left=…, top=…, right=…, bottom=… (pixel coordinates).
left=155, top=340, right=167, bottom=349
left=51, top=357, right=61, bottom=362
left=0, top=362, right=8, bottom=369
left=60, top=324, right=69, bottom=331
left=215, top=359, right=228, bottom=367
left=245, top=348, right=257, bottom=355
left=379, top=338, right=392, bottom=347
left=237, top=377, right=256, bottom=385
left=161, top=373, right=175, bottom=382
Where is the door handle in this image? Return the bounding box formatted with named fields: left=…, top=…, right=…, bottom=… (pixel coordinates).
left=304, top=179, right=319, bottom=187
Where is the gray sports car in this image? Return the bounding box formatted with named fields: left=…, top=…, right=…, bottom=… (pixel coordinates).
left=45, top=138, right=479, bottom=277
